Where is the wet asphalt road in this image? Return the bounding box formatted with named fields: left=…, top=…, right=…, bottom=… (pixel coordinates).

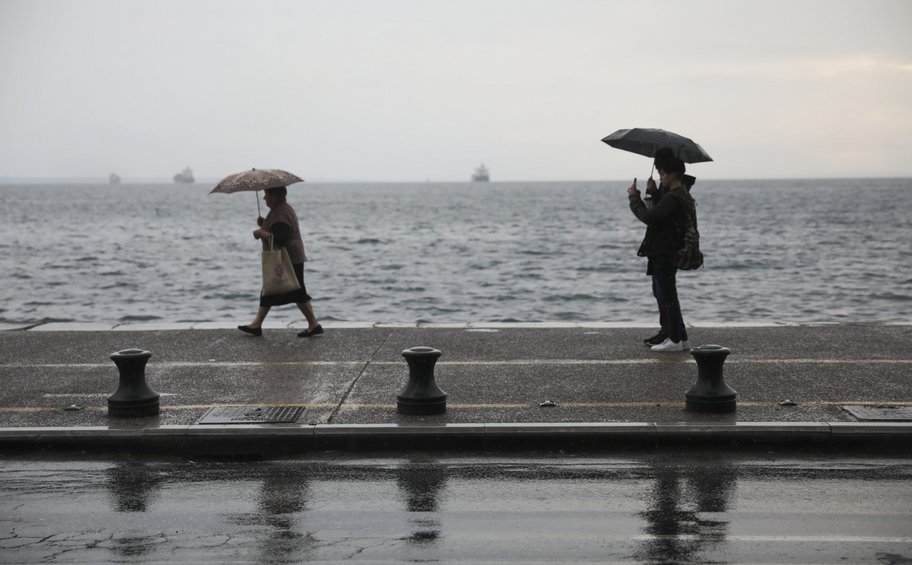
left=2, top=450, right=911, bottom=564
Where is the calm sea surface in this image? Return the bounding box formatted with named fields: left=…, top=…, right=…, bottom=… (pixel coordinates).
left=1, top=179, right=910, bottom=325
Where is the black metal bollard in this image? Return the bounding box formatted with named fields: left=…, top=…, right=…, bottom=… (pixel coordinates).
left=685, top=344, right=737, bottom=413
left=108, top=349, right=160, bottom=417
left=397, top=347, right=447, bottom=415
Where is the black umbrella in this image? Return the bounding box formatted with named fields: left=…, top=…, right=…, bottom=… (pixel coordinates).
left=601, top=128, right=713, bottom=163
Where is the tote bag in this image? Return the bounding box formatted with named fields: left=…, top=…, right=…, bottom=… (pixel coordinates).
left=261, top=236, right=301, bottom=296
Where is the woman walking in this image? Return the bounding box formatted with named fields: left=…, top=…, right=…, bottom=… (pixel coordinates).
left=237, top=186, right=323, bottom=338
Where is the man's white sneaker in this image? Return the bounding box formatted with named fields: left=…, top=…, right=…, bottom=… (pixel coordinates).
left=650, top=338, right=688, bottom=352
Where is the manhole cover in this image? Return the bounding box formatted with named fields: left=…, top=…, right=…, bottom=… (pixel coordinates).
left=196, top=405, right=305, bottom=425
left=842, top=405, right=912, bottom=421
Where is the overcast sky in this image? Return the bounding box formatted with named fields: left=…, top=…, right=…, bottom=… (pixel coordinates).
left=1, top=0, right=910, bottom=182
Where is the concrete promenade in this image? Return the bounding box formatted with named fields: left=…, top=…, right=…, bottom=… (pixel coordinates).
left=1, top=322, right=910, bottom=454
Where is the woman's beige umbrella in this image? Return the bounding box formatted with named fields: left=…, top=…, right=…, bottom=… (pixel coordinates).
left=209, top=168, right=304, bottom=216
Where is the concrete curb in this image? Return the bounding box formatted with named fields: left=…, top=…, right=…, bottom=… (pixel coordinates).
left=2, top=422, right=910, bottom=455
left=12, top=321, right=912, bottom=332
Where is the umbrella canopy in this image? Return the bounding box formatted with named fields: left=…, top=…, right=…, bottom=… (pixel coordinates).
left=209, top=168, right=304, bottom=194
left=209, top=168, right=305, bottom=217
left=601, top=128, right=712, bottom=164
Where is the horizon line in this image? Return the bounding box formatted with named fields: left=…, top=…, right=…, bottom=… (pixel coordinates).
left=2, top=175, right=911, bottom=185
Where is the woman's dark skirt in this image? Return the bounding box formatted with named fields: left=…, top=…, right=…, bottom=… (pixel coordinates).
left=260, top=262, right=312, bottom=308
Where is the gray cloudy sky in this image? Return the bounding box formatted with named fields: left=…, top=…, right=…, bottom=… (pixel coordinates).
left=1, top=0, right=910, bottom=182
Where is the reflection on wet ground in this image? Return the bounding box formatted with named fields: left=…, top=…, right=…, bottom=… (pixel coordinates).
left=2, top=450, right=911, bottom=563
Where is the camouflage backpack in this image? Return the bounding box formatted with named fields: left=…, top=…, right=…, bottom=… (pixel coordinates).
left=672, top=190, right=703, bottom=271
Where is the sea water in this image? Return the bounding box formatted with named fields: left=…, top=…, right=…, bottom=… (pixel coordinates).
left=1, top=178, right=910, bottom=325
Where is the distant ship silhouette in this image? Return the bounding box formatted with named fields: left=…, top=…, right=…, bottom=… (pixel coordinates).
left=173, top=167, right=194, bottom=183
left=471, top=163, right=489, bottom=182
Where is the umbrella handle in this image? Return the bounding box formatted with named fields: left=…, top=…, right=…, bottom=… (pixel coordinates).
left=256, top=191, right=261, bottom=217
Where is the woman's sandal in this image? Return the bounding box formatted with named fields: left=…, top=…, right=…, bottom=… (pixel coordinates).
left=297, top=325, right=324, bottom=338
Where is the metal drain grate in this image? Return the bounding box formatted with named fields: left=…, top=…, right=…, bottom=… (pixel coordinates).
left=842, top=405, right=912, bottom=422
left=196, top=405, right=305, bottom=425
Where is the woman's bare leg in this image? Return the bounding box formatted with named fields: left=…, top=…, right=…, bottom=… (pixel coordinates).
left=249, top=306, right=269, bottom=328
left=297, top=301, right=319, bottom=330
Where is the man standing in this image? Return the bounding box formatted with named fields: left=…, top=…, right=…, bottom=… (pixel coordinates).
left=627, top=148, right=692, bottom=351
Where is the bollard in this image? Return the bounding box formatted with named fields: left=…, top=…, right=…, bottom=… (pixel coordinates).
left=397, top=347, right=447, bottom=415
left=108, top=349, right=160, bottom=417
left=685, top=344, right=737, bottom=413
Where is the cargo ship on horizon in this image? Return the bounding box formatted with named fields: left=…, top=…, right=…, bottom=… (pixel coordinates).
left=173, top=167, right=194, bottom=183
left=471, top=163, right=489, bottom=182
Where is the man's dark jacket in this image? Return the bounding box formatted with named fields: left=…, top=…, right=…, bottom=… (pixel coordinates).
left=629, top=186, right=693, bottom=258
